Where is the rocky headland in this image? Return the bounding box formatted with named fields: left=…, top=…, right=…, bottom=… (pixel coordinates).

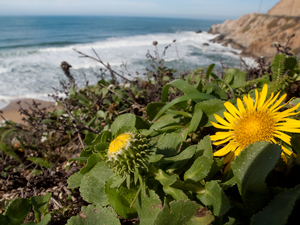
left=208, top=0, right=300, bottom=61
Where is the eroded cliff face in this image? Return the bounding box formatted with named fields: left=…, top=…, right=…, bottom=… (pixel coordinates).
left=208, top=13, right=300, bottom=61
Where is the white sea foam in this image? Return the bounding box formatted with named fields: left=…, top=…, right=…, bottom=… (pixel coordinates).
left=0, top=31, right=255, bottom=100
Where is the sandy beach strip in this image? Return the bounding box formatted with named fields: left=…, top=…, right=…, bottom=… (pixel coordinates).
left=0, top=99, right=56, bottom=124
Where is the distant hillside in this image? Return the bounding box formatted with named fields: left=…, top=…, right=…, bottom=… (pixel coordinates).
left=208, top=13, right=300, bottom=61
left=268, top=0, right=300, bottom=17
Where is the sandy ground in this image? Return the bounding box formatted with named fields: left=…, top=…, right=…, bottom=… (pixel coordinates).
left=0, top=99, right=56, bottom=124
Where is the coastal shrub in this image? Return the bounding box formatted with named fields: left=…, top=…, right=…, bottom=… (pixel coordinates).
left=2, top=39, right=300, bottom=224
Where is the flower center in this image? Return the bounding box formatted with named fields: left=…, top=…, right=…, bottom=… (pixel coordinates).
left=108, top=133, right=132, bottom=156
left=233, top=110, right=275, bottom=148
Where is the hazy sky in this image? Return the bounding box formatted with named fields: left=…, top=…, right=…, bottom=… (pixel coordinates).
left=0, top=0, right=280, bottom=20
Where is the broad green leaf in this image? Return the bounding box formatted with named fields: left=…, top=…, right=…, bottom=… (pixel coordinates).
left=204, top=83, right=228, bottom=100
left=187, top=207, right=215, bottom=225
left=197, top=180, right=231, bottom=216
left=135, top=190, right=162, bottom=225
left=66, top=205, right=120, bottom=225
left=91, top=131, right=111, bottom=145
left=27, top=157, right=54, bottom=169
left=251, top=184, right=300, bottom=225
left=154, top=200, right=200, bottom=225
left=31, top=193, right=52, bottom=222
left=4, top=198, right=31, bottom=222
left=80, top=161, right=112, bottom=206
left=83, top=133, right=97, bottom=146
left=0, top=215, right=20, bottom=225
left=146, top=102, right=166, bottom=120
left=231, top=141, right=281, bottom=215
left=224, top=68, right=246, bottom=88
left=155, top=169, right=177, bottom=186
left=23, top=214, right=52, bottom=225
left=197, top=99, right=226, bottom=127
left=79, top=153, right=101, bottom=175
left=163, top=186, right=188, bottom=200
left=135, top=116, right=150, bottom=129
left=156, top=133, right=183, bottom=157
left=67, top=172, right=84, bottom=189
left=166, top=145, right=196, bottom=173
left=161, top=79, right=200, bottom=103
left=188, top=104, right=203, bottom=133
left=152, top=92, right=216, bottom=122
left=105, top=176, right=138, bottom=219
left=184, top=136, right=213, bottom=182
left=149, top=114, right=181, bottom=132
left=110, top=113, right=136, bottom=135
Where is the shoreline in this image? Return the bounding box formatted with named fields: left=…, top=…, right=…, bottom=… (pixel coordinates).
left=0, top=99, right=56, bottom=124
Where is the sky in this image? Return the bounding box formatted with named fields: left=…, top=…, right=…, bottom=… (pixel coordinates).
left=0, top=0, right=281, bottom=20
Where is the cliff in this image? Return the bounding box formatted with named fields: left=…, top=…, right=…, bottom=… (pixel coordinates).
left=208, top=13, right=300, bottom=61
left=268, top=0, right=300, bottom=17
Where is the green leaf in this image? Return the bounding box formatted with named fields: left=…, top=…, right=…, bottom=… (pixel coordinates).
left=1, top=128, right=16, bottom=142
left=105, top=176, right=138, bottom=219
left=68, top=172, right=84, bottom=189
left=146, top=103, right=166, bottom=120
left=0, top=142, right=21, bottom=162
left=80, top=161, right=112, bottom=206
left=197, top=180, right=231, bottom=216
left=154, top=200, right=200, bottom=225
left=4, top=198, right=31, bottom=222
left=135, top=190, right=162, bottom=225
left=188, top=104, right=203, bottom=133
left=205, top=64, right=215, bottom=80
left=163, top=186, right=188, bottom=200
left=204, top=83, right=228, bottom=100
left=224, top=68, right=246, bottom=89
left=155, top=169, right=177, bottom=186
left=149, top=114, right=181, bottom=132
left=0, top=214, right=20, bottom=225
left=41, top=119, right=55, bottom=124
left=197, top=99, right=226, bottom=127
left=66, top=205, right=120, bottom=225
left=110, top=113, right=136, bottom=136
left=231, top=141, right=281, bottom=215
left=152, top=92, right=216, bottom=122
left=27, top=157, right=54, bottom=169
left=91, top=131, right=111, bottom=145
left=251, top=184, right=300, bottom=225
left=156, top=133, right=183, bottom=157
left=23, top=214, right=52, bottom=225
left=83, top=133, right=97, bottom=146
left=166, top=145, right=196, bottom=173
left=31, top=193, right=52, bottom=222
left=161, top=79, right=201, bottom=103
left=187, top=207, right=214, bottom=225
left=184, top=136, right=213, bottom=182
left=271, top=54, right=286, bottom=81
left=79, top=153, right=101, bottom=175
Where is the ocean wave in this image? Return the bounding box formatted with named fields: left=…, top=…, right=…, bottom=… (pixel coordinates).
left=0, top=31, right=255, bottom=100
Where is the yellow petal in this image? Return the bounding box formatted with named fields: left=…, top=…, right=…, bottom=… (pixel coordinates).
left=213, top=144, right=232, bottom=157
left=210, top=131, right=232, bottom=140
left=269, top=94, right=287, bottom=112
left=223, top=151, right=235, bottom=164
left=237, top=98, right=246, bottom=114
left=223, top=111, right=236, bottom=124
left=224, top=101, right=240, bottom=117
left=213, top=136, right=233, bottom=145
left=257, top=84, right=268, bottom=108
left=211, top=121, right=230, bottom=130
left=273, top=131, right=291, bottom=145
left=214, top=114, right=232, bottom=127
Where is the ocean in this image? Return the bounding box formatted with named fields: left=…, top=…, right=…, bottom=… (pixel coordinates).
left=0, top=16, right=254, bottom=109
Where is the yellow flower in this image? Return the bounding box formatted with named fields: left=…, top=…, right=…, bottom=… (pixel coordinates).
left=210, top=84, right=300, bottom=172
left=108, top=133, right=132, bottom=157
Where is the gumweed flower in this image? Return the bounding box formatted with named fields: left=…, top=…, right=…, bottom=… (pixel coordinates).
left=107, top=132, right=152, bottom=177
left=210, top=84, right=300, bottom=172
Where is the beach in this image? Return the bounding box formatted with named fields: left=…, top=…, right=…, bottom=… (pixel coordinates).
left=1, top=99, right=56, bottom=124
